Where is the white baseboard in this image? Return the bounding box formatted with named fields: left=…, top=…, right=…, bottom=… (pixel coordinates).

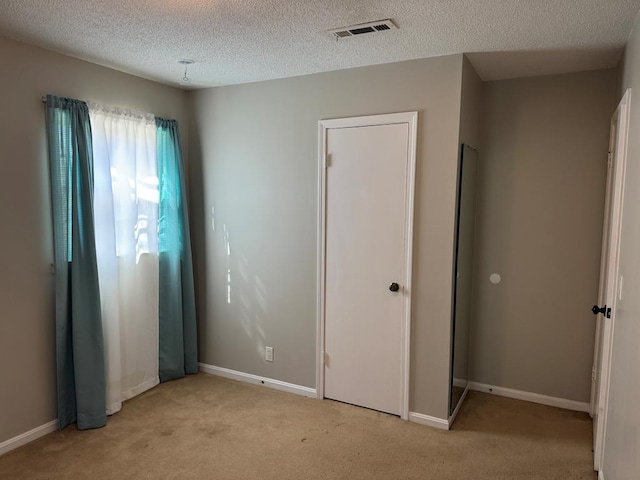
left=199, top=363, right=317, bottom=398
left=0, top=420, right=57, bottom=457
left=598, top=471, right=605, bottom=480
left=408, top=412, right=450, bottom=430
left=448, top=385, right=469, bottom=427
left=468, top=382, right=590, bottom=412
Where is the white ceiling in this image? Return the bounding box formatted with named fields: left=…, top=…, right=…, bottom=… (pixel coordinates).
left=0, top=0, right=639, bottom=88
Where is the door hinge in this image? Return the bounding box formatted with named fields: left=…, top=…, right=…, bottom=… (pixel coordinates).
left=607, top=151, right=612, bottom=168
left=592, top=366, right=597, bottom=382
left=324, top=154, right=331, bottom=168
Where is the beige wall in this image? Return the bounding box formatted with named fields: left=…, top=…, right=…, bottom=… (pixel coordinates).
left=189, top=55, right=465, bottom=419
left=603, top=12, right=640, bottom=479
left=459, top=56, right=482, bottom=150
left=470, top=69, right=616, bottom=402
left=0, top=36, right=188, bottom=444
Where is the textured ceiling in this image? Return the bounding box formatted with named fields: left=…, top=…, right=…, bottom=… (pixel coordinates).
left=0, top=0, right=639, bottom=88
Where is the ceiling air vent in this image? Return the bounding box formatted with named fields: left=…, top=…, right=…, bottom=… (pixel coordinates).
left=329, top=19, right=397, bottom=39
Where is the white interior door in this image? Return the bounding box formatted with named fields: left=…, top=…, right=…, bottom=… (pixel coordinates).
left=592, top=89, right=631, bottom=471
left=319, top=113, right=417, bottom=418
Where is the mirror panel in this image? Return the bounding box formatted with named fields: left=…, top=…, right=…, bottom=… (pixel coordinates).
left=450, top=144, right=479, bottom=416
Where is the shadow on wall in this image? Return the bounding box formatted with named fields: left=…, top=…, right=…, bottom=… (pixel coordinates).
left=187, top=107, right=269, bottom=367
left=221, top=221, right=269, bottom=358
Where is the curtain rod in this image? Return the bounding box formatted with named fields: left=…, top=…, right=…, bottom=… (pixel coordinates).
left=41, top=95, right=174, bottom=123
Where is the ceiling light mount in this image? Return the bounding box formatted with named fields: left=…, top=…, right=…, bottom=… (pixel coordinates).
left=179, top=59, right=195, bottom=86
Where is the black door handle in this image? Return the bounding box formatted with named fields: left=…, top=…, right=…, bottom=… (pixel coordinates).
left=389, top=282, right=400, bottom=292
left=592, top=305, right=611, bottom=318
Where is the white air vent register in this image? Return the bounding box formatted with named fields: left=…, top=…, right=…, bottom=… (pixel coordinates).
left=329, top=19, right=398, bottom=39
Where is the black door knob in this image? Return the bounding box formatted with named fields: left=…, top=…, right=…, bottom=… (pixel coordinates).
left=389, top=282, right=400, bottom=292
left=592, top=305, right=611, bottom=318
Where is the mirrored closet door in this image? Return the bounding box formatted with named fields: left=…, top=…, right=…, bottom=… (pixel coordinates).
left=450, top=144, right=479, bottom=416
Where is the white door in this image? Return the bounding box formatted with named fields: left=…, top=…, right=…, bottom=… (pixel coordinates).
left=592, top=89, right=631, bottom=471
left=319, top=113, right=417, bottom=418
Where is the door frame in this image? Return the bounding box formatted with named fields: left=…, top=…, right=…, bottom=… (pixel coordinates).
left=591, top=88, right=631, bottom=471
left=316, top=112, right=418, bottom=421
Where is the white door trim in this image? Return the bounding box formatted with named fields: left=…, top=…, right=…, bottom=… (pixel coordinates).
left=316, top=111, right=418, bottom=421
left=592, top=88, right=631, bottom=471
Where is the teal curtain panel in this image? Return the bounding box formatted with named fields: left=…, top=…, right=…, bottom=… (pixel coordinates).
left=45, top=95, right=107, bottom=430
left=156, top=117, right=198, bottom=382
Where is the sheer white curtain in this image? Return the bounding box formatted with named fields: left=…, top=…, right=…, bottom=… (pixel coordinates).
left=90, top=103, right=160, bottom=415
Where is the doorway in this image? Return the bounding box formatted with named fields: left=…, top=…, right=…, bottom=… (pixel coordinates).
left=316, top=112, right=418, bottom=419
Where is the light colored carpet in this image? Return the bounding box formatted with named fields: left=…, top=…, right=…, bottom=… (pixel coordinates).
left=0, top=373, right=596, bottom=479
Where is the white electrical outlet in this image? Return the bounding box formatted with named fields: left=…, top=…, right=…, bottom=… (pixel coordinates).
left=265, top=346, right=274, bottom=362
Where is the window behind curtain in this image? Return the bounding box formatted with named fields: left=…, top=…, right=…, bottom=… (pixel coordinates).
left=89, top=104, right=160, bottom=415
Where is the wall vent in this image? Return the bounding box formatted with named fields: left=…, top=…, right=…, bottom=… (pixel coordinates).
left=329, top=19, right=397, bottom=39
